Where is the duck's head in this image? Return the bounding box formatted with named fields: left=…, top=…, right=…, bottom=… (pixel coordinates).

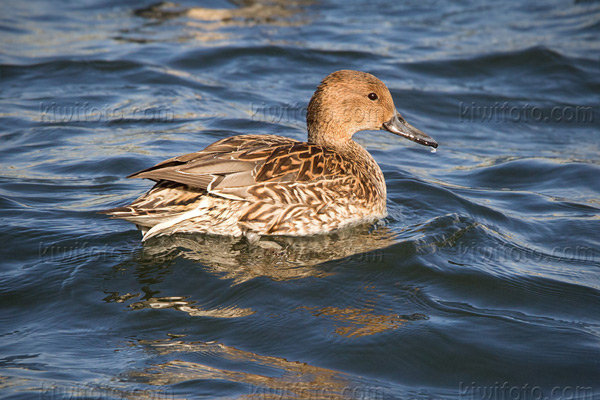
left=307, top=70, right=437, bottom=149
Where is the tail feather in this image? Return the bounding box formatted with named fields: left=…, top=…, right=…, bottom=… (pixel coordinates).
left=100, top=181, right=245, bottom=239
left=99, top=205, right=134, bottom=216
left=100, top=205, right=191, bottom=228
left=100, top=181, right=206, bottom=227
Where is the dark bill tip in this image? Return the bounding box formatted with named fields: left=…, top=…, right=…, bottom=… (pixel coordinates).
left=383, top=112, right=438, bottom=149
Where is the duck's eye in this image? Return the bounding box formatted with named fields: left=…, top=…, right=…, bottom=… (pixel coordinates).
left=368, top=92, right=378, bottom=101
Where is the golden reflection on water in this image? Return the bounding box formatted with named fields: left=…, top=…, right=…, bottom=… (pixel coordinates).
left=142, top=224, right=397, bottom=284
left=126, top=0, right=314, bottom=44
left=126, top=337, right=381, bottom=399
left=103, top=223, right=418, bottom=396
left=136, top=0, right=311, bottom=25
left=129, top=296, right=255, bottom=317
left=299, top=306, right=427, bottom=338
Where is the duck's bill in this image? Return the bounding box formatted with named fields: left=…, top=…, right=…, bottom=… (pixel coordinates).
left=383, top=112, right=438, bottom=149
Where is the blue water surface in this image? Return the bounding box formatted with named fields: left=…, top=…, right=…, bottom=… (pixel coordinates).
left=1, top=0, right=599, bottom=399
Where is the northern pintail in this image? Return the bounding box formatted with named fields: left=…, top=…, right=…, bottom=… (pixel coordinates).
left=102, top=70, right=437, bottom=241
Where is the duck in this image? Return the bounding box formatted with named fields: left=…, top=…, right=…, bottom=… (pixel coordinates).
left=101, top=70, right=438, bottom=241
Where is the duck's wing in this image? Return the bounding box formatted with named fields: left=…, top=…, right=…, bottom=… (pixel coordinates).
left=102, top=135, right=299, bottom=223
left=128, top=134, right=351, bottom=200
left=127, top=134, right=296, bottom=188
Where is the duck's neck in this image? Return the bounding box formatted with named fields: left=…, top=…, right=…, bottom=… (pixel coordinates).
left=308, top=123, right=361, bottom=156
left=306, top=102, right=384, bottom=188
left=310, top=127, right=386, bottom=193
left=307, top=118, right=360, bottom=153
left=308, top=121, right=346, bottom=147
left=306, top=95, right=354, bottom=149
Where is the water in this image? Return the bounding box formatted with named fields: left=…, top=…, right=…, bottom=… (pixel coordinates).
left=1, top=0, right=599, bottom=399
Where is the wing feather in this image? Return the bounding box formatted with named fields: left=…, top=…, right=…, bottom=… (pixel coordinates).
left=126, top=134, right=356, bottom=203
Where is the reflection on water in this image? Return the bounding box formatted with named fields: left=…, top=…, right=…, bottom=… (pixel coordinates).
left=102, top=228, right=416, bottom=396
left=141, top=224, right=397, bottom=284
left=126, top=337, right=385, bottom=399
left=129, top=295, right=255, bottom=318
left=124, top=0, right=313, bottom=44
left=136, top=0, right=312, bottom=24
left=100, top=225, right=398, bottom=319
left=299, top=306, right=428, bottom=338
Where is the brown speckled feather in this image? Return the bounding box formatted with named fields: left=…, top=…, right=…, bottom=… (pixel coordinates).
left=103, top=134, right=385, bottom=239
left=128, top=135, right=353, bottom=191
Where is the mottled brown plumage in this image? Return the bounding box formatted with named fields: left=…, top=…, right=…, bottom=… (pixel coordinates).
left=101, top=70, right=437, bottom=241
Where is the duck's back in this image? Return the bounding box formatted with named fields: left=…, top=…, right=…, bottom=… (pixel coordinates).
left=102, top=134, right=387, bottom=240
